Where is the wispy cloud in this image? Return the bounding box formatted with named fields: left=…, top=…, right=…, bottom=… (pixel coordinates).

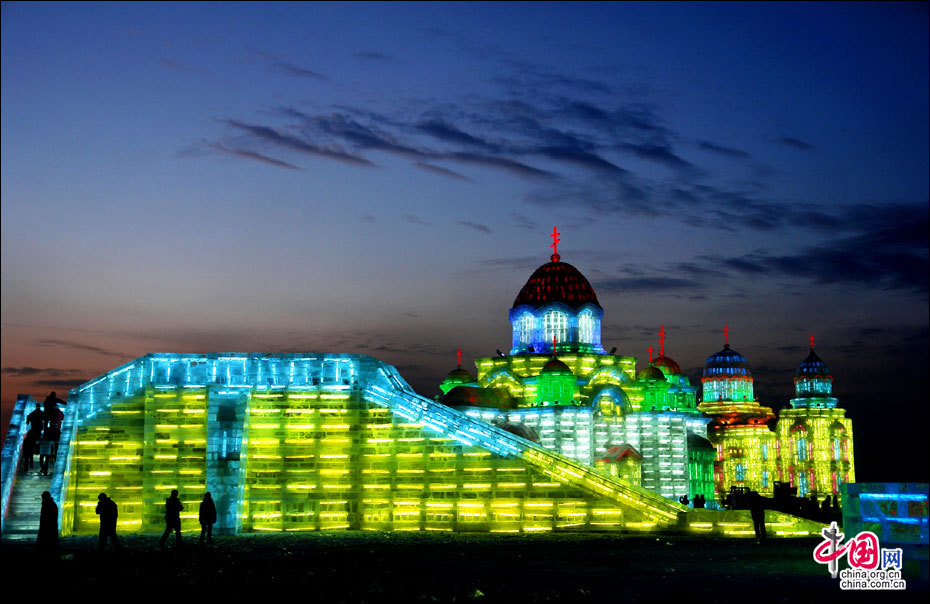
left=698, top=140, right=752, bottom=159
left=42, top=378, right=93, bottom=389
left=276, top=60, right=326, bottom=79
left=455, top=220, right=492, bottom=234
left=351, top=51, right=393, bottom=61
left=1, top=366, right=87, bottom=378
left=224, top=119, right=374, bottom=166
left=199, top=55, right=917, bottom=256
left=416, top=119, right=499, bottom=151
left=534, top=145, right=626, bottom=174
left=620, top=142, right=692, bottom=170
left=509, top=212, right=538, bottom=230
left=774, top=136, right=814, bottom=150
left=34, top=339, right=126, bottom=358
left=414, top=161, right=472, bottom=181
left=313, top=113, right=427, bottom=157
left=445, top=152, right=552, bottom=179
left=252, top=48, right=327, bottom=80
left=209, top=143, right=303, bottom=170
left=700, top=202, right=928, bottom=291
left=404, top=214, right=431, bottom=226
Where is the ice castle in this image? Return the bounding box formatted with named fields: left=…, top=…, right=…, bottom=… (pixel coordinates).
left=439, top=230, right=856, bottom=509
left=1, top=231, right=837, bottom=539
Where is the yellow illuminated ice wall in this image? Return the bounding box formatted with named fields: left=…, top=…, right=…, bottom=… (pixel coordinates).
left=52, top=353, right=692, bottom=536
left=698, top=342, right=778, bottom=498
left=698, top=339, right=855, bottom=504
left=775, top=347, right=855, bottom=500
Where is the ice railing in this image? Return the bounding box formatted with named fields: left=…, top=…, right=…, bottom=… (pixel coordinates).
left=0, top=395, right=35, bottom=534
left=366, top=363, right=684, bottom=525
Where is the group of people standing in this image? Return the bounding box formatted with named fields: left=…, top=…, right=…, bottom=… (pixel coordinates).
left=677, top=494, right=708, bottom=508
left=22, top=392, right=66, bottom=476
left=154, top=489, right=217, bottom=549
left=26, top=392, right=221, bottom=554
left=37, top=489, right=218, bottom=555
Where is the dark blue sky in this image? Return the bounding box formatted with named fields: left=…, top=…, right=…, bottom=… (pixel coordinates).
left=2, top=2, right=927, bottom=480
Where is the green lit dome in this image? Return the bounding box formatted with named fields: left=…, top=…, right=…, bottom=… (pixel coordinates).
left=541, top=357, right=573, bottom=375
left=637, top=366, right=666, bottom=381
left=652, top=355, right=681, bottom=376
left=439, top=366, right=476, bottom=395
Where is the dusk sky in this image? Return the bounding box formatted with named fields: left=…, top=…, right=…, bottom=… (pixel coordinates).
left=2, top=3, right=927, bottom=481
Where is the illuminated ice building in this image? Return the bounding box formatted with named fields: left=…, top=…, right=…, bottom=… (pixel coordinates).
left=439, top=233, right=715, bottom=504
left=0, top=234, right=832, bottom=539
left=440, top=231, right=855, bottom=507
left=697, top=334, right=855, bottom=502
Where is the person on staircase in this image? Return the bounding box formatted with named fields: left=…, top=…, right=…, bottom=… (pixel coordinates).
left=23, top=403, right=44, bottom=472
left=42, top=392, right=66, bottom=433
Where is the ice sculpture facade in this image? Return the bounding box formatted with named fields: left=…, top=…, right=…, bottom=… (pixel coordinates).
left=3, top=352, right=830, bottom=538
left=6, top=353, right=703, bottom=536
left=440, top=237, right=854, bottom=508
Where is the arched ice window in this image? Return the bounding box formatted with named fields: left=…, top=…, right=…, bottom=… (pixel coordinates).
left=519, top=313, right=534, bottom=344
left=544, top=310, right=568, bottom=343
left=578, top=310, right=595, bottom=343
left=792, top=425, right=809, bottom=462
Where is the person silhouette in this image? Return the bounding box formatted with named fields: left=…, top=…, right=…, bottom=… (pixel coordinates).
left=27, top=403, right=45, bottom=436
left=37, top=491, right=59, bottom=557
left=96, top=493, right=120, bottom=550
left=199, top=492, right=217, bottom=544
left=38, top=438, right=54, bottom=476
left=159, top=489, right=184, bottom=549
left=43, top=392, right=66, bottom=432
left=23, top=404, right=44, bottom=471
left=749, top=491, right=766, bottom=540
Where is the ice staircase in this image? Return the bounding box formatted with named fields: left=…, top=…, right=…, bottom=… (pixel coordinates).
left=3, top=468, right=51, bottom=540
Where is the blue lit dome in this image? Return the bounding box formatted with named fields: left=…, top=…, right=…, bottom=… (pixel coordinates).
left=794, top=348, right=834, bottom=398
left=701, top=343, right=754, bottom=402
left=703, top=344, right=752, bottom=378
left=509, top=256, right=606, bottom=355
left=795, top=349, right=830, bottom=380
